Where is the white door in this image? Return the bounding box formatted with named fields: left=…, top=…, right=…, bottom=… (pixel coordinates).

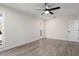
left=68, top=20, right=79, bottom=42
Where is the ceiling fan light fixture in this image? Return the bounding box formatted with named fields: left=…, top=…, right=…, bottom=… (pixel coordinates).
left=45, top=11, right=49, bottom=14
left=39, top=3, right=60, bottom=15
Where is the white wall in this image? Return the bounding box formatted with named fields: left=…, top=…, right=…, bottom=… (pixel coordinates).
left=0, top=5, right=42, bottom=51
left=45, top=16, right=79, bottom=42
left=45, top=17, right=69, bottom=40
left=68, top=16, right=79, bottom=42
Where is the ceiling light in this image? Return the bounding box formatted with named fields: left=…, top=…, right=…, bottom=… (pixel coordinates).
left=45, top=11, right=49, bottom=14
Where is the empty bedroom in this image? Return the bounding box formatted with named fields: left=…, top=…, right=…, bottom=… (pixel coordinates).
left=0, top=3, right=79, bottom=56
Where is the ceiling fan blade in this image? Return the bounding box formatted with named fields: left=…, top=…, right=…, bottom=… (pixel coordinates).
left=41, top=12, right=45, bottom=15
left=48, top=6, right=60, bottom=11
left=49, top=11, right=54, bottom=15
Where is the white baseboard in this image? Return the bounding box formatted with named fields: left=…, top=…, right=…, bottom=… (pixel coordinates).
left=45, top=37, right=79, bottom=43
left=45, top=37, right=67, bottom=41
left=0, top=38, right=41, bottom=52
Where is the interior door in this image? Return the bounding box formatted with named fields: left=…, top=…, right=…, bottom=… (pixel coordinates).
left=68, top=20, right=79, bottom=42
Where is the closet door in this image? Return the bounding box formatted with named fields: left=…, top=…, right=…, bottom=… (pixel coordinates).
left=68, top=20, right=79, bottom=42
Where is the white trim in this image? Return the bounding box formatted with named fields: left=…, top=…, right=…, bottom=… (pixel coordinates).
left=0, top=38, right=41, bottom=52
left=46, top=37, right=79, bottom=43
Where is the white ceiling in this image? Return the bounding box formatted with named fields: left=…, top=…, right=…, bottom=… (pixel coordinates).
left=1, top=3, right=79, bottom=19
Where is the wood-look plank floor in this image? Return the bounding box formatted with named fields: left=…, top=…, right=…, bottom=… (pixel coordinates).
left=0, top=38, right=79, bottom=56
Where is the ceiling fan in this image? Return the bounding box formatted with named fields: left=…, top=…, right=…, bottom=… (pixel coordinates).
left=37, top=3, right=60, bottom=15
